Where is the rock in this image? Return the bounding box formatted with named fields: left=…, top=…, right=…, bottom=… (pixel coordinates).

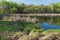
left=0, top=31, right=60, bottom=40
left=39, top=32, right=60, bottom=40
left=18, top=35, right=29, bottom=40
left=29, top=30, right=40, bottom=37
left=12, top=32, right=27, bottom=40
left=29, top=36, right=39, bottom=40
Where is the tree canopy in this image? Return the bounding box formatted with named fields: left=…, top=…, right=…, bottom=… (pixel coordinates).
left=0, top=1, right=60, bottom=14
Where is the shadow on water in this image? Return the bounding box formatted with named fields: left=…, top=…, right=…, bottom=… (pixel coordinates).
left=37, top=22, right=60, bottom=30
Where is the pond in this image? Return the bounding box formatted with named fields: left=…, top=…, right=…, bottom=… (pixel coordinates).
left=37, top=22, right=60, bottom=30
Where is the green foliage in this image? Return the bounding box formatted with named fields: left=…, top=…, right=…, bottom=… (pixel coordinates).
left=0, top=1, right=60, bottom=14
left=42, top=29, right=60, bottom=34
left=0, top=21, right=43, bottom=34
left=15, top=21, right=43, bottom=33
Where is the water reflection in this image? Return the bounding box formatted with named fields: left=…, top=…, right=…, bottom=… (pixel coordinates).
left=37, top=22, right=60, bottom=30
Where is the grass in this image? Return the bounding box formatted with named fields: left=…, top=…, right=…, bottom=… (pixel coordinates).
left=0, top=21, right=43, bottom=33
left=0, top=21, right=60, bottom=33
left=42, top=29, right=60, bottom=34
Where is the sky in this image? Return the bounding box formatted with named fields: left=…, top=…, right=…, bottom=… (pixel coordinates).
left=6, top=0, right=60, bottom=5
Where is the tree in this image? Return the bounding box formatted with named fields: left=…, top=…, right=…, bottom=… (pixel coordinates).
left=49, top=3, right=55, bottom=13
left=0, top=1, right=60, bottom=14
left=37, top=5, right=46, bottom=13
left=45, top=6, right=50, bottom=13
left=16, top=3, right=26, bottom=13
left=0, top=0, right=18, bottom=14
left=23, top=4, right=36, bottom=13
left=55, top=2, right=60, bottom=13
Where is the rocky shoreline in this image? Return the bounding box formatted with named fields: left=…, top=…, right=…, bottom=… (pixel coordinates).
left=0, top=31, right=60, bottom=40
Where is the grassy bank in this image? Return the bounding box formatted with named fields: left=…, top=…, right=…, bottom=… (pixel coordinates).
left=0, top=21, right=60, bottom=40
left=0, top=21, right=43, bottom=33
